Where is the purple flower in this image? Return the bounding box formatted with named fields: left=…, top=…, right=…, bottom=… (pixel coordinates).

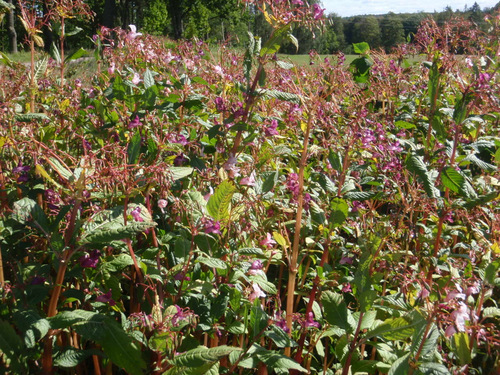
left=304, top=312, right=321, bottom=328
left=260, top=233, right=277, bottom=249
left=265, top=119, right=279, bottom=137
left=275, top=317, right=290, bottom=333
left=312, top=3, right=324, bottom=20
left=79, top=250, right=101, bottom=268
left=13, top=163, right=30, bottom=182
left=240, top=171, right=256, bottom=187
left=248, top=283, right=266, bottom=302
left=248, top=260, right=264, bottom=276
left=341, top=283, right=352, bottom=293
left=96, top=289, right=116, bottom=306
left=128, top=115, right=141, bottom=129
left=31, top=276, right=46, bottom=285
left=215, top=97, right=226, bottom=112
left=174, top=272, right=191, bottom=281
left=204, top=219, right=221, bottom=234
left=130, top=206, right=144, bottom=222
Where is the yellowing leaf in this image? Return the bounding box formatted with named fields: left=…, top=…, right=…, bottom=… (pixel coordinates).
left=273, top=232, right=288, bottom=248
left=492, top=242, right=500, bottom=255
left=33, top=34, right=44, bottom=47
left=59, top=99, right=70, bottom=112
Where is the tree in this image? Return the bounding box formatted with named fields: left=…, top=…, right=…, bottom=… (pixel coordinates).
left=352, top=16, right=381, bottom=49
left=380, top=13, right=405, bottom=52
left=3, top=0, right=17, bottom=53
left=143, top=0, right=169, bottom=36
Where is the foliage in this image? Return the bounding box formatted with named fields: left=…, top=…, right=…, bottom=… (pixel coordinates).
left=0, top=2, right=499, bottom=375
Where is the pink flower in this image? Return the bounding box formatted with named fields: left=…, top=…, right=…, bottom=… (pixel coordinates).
left=204, top=219, right=221, bottom=235
left=249, top=283, right=266, bottom=302
left=132, top=72, right=141, bottom=85
left=108, top=62, right=115, bottom=74
left=265, top=119, right=279, bottom=136
left=128, top=24, right=142, bottom=39
left=450, top=302, right=469, bottom=332
left=240, top=171, right=256, bottom=186
left=158, top=199, right=168, bottom=213
left=130, top=206, right=144, bottom=222
left=248, top=260, right=264, bottom=276
left=312, top=4, right=324, bottom=20
left=260, top=233, right=277, bottom=249
left=304, top=312, right=321, bottom=328
left=128, top=115, right=141, bottom=129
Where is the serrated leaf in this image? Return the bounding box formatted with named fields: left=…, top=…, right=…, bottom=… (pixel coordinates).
left=238, top=247, right=264, bottom=255
left=173, top=345, right=241, bottom=368
left=344, top=190, right=378, bottom=201
left=276, top=60, right=294, bottom=70
left=15, top=112, right=50, bottom=122
left=261, top=171, right=278, bottom=194
left=365, top=317, right=415, bottom=341
left=0, top=320, right=24, bottom=372
left=207, top=180, right=237, bottom=221
left=169, top=166, right=194, bottom=180
left=388, top=353, right=410, bottom=375
left=330, top=198, right=348, bottom=227
left=406, top=153, right=440, bottom=198
left=64, top=47, right=87, bottom=63
left=12, top=197, right=36, bottom=224
left=127, top=131, right=142, bottom=164
left=257, top=351, right=307, bottom=372
left=451, top=332, right=471, bottom=365
left=418, top=362, right=451, bottom=375
left=143, top=68, right=155, bottom=89
left=441, top=167, right=466, bottom=195
left=322, top=291, right=352, bottom=332
left=197, top=257, right=227, bottom=269
left=483, top=307, right=500, bottom=318
left=54, top=348, right=100, bottom=368
left=79, top=204, right=156, bottom=245
left=256, top=89, right=301, bottom=104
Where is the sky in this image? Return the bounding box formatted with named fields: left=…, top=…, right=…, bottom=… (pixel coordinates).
left=321, top=0, right=499, bottom=17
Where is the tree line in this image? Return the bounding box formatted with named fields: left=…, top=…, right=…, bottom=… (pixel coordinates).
left=1, top=0, right=499, bottom=55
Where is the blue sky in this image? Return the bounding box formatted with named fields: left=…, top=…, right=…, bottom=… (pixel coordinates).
left=322, top=0, right=498, bottom=17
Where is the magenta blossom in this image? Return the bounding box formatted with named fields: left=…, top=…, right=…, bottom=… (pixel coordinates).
left=130, top=206, right=144, bottom=222
left=128, top=115, right=141, bottom=129
left=204, top=219, right=221, bottom=234
left=304, top=312, right=321, bottom=328
left=265, top=119, right=279, bottom=136
left=96, top=289, right=116, bottom=306
left=248, top=260, right=264, bottom=276
left=79, top=250, right=101, bottom=268
left=260, top=233, right=277, bottom=248
left=312, top=3, right=324, bottom=20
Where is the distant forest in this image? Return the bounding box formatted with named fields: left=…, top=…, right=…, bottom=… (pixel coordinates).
left=1, top=0, right=499, bottom=54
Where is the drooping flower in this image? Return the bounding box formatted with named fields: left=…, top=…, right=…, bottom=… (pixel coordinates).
left=132, top=72, right=141, bottom=85
left=128, top=115, right=141, bottom=129
left=158, top=199, right=168, bottom=213
left=248, top=260, right=264, bottom=276
left=240, top=171, right=256, bottom=187
left=304, top=312, right=321, bottom=328
left=249, top=282, right=266, bottom=302
left=312, top=3, right=324, bottom=20
left=128, top=24, right=142, bottom=40
left=130, top=206, right=144, bottom=222
left=96, top=289, right=116, bottom=306
left=260, top=233, right=277, bottom=249
left=108, top=62, right=115, bottom=74
left=204, top=219, right=221, bottom=235
left=265, top=119, right=279, bottom=136
left=79, top=250, right=101, bottom=268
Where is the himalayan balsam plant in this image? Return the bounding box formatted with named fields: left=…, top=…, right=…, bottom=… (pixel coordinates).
left=0, top=1, right=499, bottom=375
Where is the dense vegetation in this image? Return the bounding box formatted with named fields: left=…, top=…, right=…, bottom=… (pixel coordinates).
left=1, top=0, right=499, bottom=374
left=1, top=0, right=500, bottom=54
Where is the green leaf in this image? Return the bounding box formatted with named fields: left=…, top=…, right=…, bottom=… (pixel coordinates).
left=173, top=345, right=241, bottom=368
left=451, top=332, right=471, bottom=365
left=483, top=307, right=500, bottom=318
left=418, top=362, right=451, bottom=375
left=256, top=89, right=302, bottom=104
left=54, top=348, right=100, bottom=368
left=441, top=167, right=466, bottom=195
left=322, top=291, right=352, bottom=332
left=328, top=150, right=343, bottom=172
left=330, top=198, right=348, bottom=227
left=353, top=42, right=370, bottom=54
left=170, top=166, right=194, bottom=180
left=79, top=204, right=156, bottom=245
left=310, top=201, right=326, bottom=225
left=11, top=197, right=37, bottom=224
left=143, top=68, right=155, bottom=89
left=49, top=311, right=145, bottom=374
left=127, top=131, right=142, bottom=164
left=250, top=304, right=268, bottom=338
left=365, top=317, right=415, bottom=341
left=484, top=259, right=500, bottom=285
left=64, top=47, right=87, bottom=63
left=0, top=320, right=24, bottom=372
left=197, top=257, right=227, bottom=270
left=15, top=112, right=51, bottom=122
left=388, top=353, right=410, bottom=375
left=264, top=325, right=296, bottom=348
left=406, top=153, right=440, bottom=198
left=261, top=171, right=278, bottom=194
left=344, top=191, right=378, bottom=201
left=395, top=120, right=416, bottom=129
left=257, top=351, right=307, bottom=372
left=207, top=180, right=237, bottom=221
